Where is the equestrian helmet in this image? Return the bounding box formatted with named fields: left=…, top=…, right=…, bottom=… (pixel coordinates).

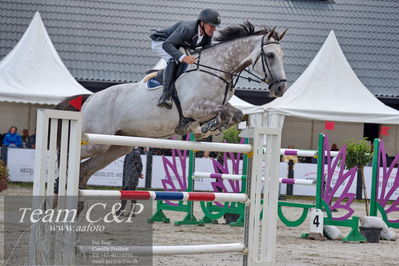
left=198, top=9, right=221, bottom=26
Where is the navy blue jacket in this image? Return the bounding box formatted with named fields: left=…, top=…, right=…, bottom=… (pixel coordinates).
left=150, top=20, right=212, bottom=60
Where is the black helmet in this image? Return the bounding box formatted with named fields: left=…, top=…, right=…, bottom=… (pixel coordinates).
left=198, top=9, right=221, bottom=26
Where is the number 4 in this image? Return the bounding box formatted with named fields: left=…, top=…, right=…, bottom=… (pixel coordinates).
left=313, top=215, right=320, bottom=227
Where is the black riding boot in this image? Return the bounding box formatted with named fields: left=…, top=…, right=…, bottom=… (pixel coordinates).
left=157, top=58, right=178, bottom=109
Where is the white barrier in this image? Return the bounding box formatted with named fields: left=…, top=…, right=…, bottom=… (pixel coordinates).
left=30, top=109, right=283, bottom=266
left=78, top=243, right=246, bottom=255
left=83, top=133, right=252, bottom=153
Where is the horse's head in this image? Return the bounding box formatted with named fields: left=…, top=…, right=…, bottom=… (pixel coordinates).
left=251, top=28, right=288, bottom=97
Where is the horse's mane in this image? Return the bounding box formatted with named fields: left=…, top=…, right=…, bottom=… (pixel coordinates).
left=214, top=21, right=277, bottom=43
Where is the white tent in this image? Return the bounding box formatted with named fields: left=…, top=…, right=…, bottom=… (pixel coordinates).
left=251, top=30, right=399, bottom=124
left=249, top=31, right=399, bottom=153
left=0, top=12, right=91, bottom=104
left=0, top=12, right=91, bottom=132
left=229, top=95, right=254, bottom=114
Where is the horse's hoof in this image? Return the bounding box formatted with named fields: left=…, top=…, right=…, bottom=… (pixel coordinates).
left=175, top=127, right=186, bottom=135
left=157, top=102, right=173, bottom=109
left=201, top=126, right=209, bottom=134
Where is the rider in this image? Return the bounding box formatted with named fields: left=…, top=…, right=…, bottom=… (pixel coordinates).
left=150, top=8, right=221, bottom=109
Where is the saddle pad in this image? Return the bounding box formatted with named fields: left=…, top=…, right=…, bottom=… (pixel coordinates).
left=146, top=78, right=163, bottom=90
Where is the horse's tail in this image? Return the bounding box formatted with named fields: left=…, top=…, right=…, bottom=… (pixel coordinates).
left=55, top=94, right=91, bottom=111
left=54, top=94, right=91, bottom=156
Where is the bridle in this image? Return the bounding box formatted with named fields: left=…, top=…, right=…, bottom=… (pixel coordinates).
left=185, top=33, right=287, bottom=103
left=251, top=35, right=287, bottom=91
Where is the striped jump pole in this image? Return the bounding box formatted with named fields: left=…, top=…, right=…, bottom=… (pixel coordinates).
left=79, top=190, right=248, bottom=203
left=279, top=178, right=316, bottom=186
left=280, top=148, right=339, bottom=157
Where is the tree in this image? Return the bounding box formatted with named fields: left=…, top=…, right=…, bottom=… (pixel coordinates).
left=344, top=138, right=373, bottom=215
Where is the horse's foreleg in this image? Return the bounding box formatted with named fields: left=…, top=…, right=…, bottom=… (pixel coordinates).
left=220, top=103, right=244, bottom=130
left=79, top=145, right=132, bottom=188
left=199, top=105, right=232, bottom=134
left=182, top=99, right=237, bottom=136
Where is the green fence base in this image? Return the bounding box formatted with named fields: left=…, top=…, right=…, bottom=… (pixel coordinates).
left=148, top=209, right=170, bottom=223
left=324, top=216, right=366, bottom=242
left=200, top=215, right=218, bottom=224
left=374, top=203, right=399, bottom=229
left=278, top=202, right=315, bottom=227
left=199, top=201, right=245, bottom=226
left=229, top=215, right=244, bottom=227
left=148, top=200, right=203, bottom=226
left=322, top=201, right=366, bottom=242
left=175, top=212, right=205, bottom=226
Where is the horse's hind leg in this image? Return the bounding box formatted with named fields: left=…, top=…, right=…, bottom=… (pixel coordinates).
left=79, top=145, right=132, bottom=188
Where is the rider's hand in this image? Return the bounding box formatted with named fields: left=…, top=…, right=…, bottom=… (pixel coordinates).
left=182, top=55, right=197, bottom=64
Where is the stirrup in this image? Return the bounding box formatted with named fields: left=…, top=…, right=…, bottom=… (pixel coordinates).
left=157, top=95, right=173, bottom=109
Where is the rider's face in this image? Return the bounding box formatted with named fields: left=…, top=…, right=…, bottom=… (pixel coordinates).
left=203, top=23, right=216, bottom=36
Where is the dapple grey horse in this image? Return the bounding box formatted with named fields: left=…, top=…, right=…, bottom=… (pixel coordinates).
left=56, top=22, right=288, bottom=188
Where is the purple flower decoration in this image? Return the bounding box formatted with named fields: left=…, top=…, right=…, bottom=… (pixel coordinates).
left=161, top=135, right=189, bottom=206
left=211, top=138, right=245, bottom=207
left=321, top=136, right=357, bottom=220
left=376, top=140, right=399, bottom=222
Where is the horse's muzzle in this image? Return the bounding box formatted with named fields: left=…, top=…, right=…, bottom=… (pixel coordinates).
left=268, top=79, right=288, bottom=98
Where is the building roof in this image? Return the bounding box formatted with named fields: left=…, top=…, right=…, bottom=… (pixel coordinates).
left=1, top=0, right=398, bottom=98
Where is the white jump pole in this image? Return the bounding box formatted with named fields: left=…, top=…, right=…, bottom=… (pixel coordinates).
left=78, top=243, right=245, bottom=256
left=83, top=133, right=252, bottom=153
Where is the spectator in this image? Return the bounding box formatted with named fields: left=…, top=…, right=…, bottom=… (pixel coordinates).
left=2, top=126, right=22, bottom=148
left=202, top=150, right=210, bottom=158
left=27, top=131, right=36, bottom=149
left=116, top=147, right=143, bottom=216
left=331, top=143, right=339, bottom=151
left=282, top=145, right=298, bottom=163
left=22, top=129, right=30, bottom=148
left=0, top=132, right=6, bottom=146
left=1, top=126, right=22, bottom=164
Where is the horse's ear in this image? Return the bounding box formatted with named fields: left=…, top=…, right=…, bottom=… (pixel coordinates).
left=267, top=27, right=276, bottom=40
left=278, top=28, right=288, bottom=41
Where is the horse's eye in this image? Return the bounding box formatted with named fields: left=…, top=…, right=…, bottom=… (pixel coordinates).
left=266, top=53, right=274, bottom=59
